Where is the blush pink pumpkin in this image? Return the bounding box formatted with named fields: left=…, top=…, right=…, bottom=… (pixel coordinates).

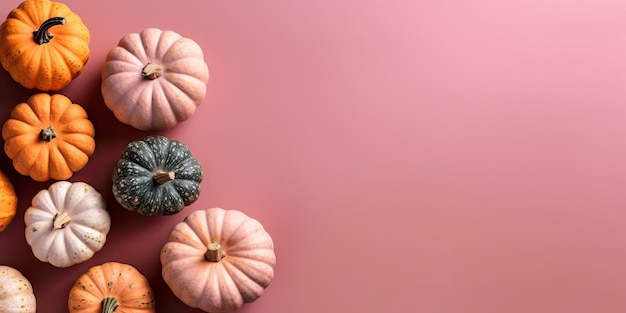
left=101, top=28, right=209, bottom=131
left=160, top=208, right=276, bottom=313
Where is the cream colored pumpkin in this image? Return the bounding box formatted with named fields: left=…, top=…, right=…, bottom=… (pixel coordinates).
left=0, top=265, right=36, bottom=313
left=160, top=208, right=276, bottom=313
left=24, top=181, right=110, bottom=268
left=101, top=28, right=210, bottom=131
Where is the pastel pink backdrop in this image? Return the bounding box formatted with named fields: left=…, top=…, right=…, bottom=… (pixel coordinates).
left=0, top=0, right=625, bottom=312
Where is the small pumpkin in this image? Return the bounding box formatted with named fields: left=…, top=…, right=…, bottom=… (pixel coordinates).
left=160, top=208, right=276, bottom=313
left=101, top=27, right=210, bottom=131
left=112, top=135, right=203, bottom=216
left=2, top=93, right=96, bottom=182
left=0, top=169, right=18, bottom=233
left=68, top=262, right=156, bottom=313
left=0, top=265, right=36, bottom=313
left=0, top=0, right=90, bottom=91
left=24, top=181, right=110, bottom=268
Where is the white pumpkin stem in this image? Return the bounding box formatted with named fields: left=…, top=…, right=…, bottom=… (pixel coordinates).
left=153, top=171, right=175, bottom=184
left=142, top=63, right=162, bottom=80
left=101, top=297, right=119, bottom=313
left=205, top=241, right=225, bottom=262
left=53, top=211, right=71, bottom=229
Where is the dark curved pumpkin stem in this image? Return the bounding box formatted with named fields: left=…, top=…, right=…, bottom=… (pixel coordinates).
left=33, top=17, right=66, bottom=45
left=205, top=241, right=225, bottom=262
left=153, top=171, right=175, bottom=184
left=40, top=126, right=57, bottom=141
left=101, top=297, right=119, bottom=313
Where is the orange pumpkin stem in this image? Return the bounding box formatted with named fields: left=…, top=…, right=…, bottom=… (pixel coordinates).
left=142, top=63, right=162, bottom=80
left=153, top=171, right=175, bottom=184
left=205, top=241, right=225, bottom=262
left=101, top=297, right=119, bottom=313
left=53, top=211, right=71, bottom=229
left=33, top=17, right=66, bottom=45
left=40, top=126, right=57, bottom=141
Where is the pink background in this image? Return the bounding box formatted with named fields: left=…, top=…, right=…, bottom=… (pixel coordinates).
left=0, top=0, right=625, bottom=312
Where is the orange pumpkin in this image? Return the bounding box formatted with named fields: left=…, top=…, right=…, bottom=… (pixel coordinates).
left=2, top=93, right=95, bottom=182
left=68, top=262, right=156, bottom=313
left=0, top=0, right=90, bottom=91
left=0, top=169, right=17, bottom=233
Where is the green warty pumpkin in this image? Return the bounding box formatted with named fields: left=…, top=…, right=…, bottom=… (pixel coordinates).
left=112, top=135, right=203, bottom=216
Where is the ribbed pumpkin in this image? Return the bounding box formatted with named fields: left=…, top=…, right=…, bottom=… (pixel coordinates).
left=0, top=0, right=90, bottom=91
left=160, top=208, right=276, bottom=313
left=0, top=169, right=18, bottom=233
left=101, top=28, right=209, bottom=131
left=0, top=265, right=36, bottom=313
left=68, top=262, right=156, bottom=313
left=24, top=181, right=110, bottom=268
left=2, top=93, right=96, bottom=182
left=112, top=135, right=203, bottom=216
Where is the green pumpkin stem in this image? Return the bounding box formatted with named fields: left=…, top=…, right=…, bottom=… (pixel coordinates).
left=153, top=171, right=175, bottom=184
left=101, top=297, right=119, bottom=313
left=205, top=241, right=225, bottom=262
left=33, top=17, right=67, bottom=45
left=40, top=126, right=57, bottom=141
left=142, top=63, right=162, bottom=80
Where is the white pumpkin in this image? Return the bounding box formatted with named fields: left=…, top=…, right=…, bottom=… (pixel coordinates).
left=0, top=265, right=36, bottom=313
left=24, top=181, right=110, bottom=268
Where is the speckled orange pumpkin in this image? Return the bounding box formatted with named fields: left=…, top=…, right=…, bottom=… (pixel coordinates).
left=0, top=0, right=90, bottom=91
left=68, top=262, right=156, bottom=313
left=2, top=93, right=96, bottom=182
left=0, top=169, right=17, bottom=233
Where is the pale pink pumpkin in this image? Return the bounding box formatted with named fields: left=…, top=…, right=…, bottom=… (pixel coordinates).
left=101, top=28, right=209, bottom=131
left=160, top=208, right=276, bottom=313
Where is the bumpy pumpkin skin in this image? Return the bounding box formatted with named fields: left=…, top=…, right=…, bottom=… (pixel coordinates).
left=161, top=208, right=276, bottom=313
left=2, top=93, right=96, bottom=182
left=24, top=181, right=110, bottom=268
left=0, top=169, right=18, bottom=233
left=0, top=0, right=90, bottom=91
left=112, top=135, right=203, bottom=216
left=0, top=265, right=36, bottom=313
left=68, top=262, right=156, bottom=313
left=101, top=28, right=209, bottom=131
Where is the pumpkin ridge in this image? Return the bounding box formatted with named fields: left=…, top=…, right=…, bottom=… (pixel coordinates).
left=226, top=254, right=275, bottom=287
left=54, top=137, right=93, bottom=168
left=109, top=48, right=145, bottom=67
left=59, top=137, right=94, bottom=157
left=2, top=121, right=39, bottom=141
left=158, top=78, right=198, bottom=121
left=12, top=2, right=42, bottom=27
left=6, top=102, right=40, bottom=127
left=220, top=211, right=254, bottom=246
left=15, top=140, right=47, bottom=178
left=154, top=28, right=181, bottom=59
left=180, top=211, right=214, bottom=247
left=63, top=227, right=94, bottom=262
left=68, top=225, right=104, bottom=256
left=28, top=94, right=52, bottom=125
left=49, top=96, right=74, bottom=126
left=83, top=266, right=109, bottom=298
left=221, top=260, right=267, bottom=302
left=150, top=81, right=178, bottom=129
left=48, top=142, right=73, bottom=179
left=161, top=37, right=202, bottom=64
